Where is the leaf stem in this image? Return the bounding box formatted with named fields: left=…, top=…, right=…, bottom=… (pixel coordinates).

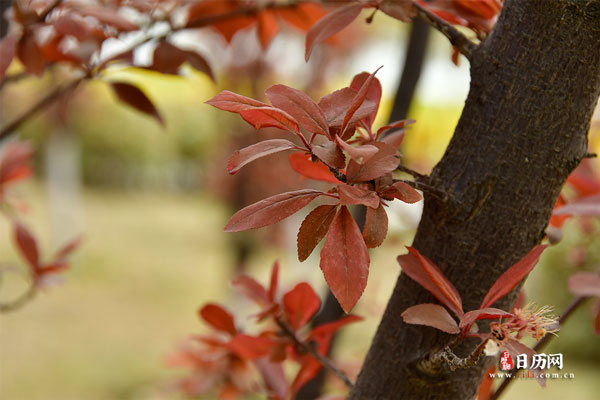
left=412, top=2, right=477, bottom=61
left=396, top=179, right=447, bottom=201
left=275, top=318, right=354, bottom=389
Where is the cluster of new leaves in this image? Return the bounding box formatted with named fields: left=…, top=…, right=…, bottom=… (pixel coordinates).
left=0, top=0, right=327, bottom=127
left=168, top=262, right=361, bottom=399
left=0, top=142, right=79, bottom=312
left=207, top=70, right=423, bottom=312
left=398, top=245, right=556, bottom=385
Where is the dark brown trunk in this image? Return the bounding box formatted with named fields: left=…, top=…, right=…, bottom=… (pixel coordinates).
left=350, top=0, right=600, bottom=399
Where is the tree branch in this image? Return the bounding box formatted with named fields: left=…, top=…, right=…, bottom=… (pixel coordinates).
left=412, top=2, right=477, bottom=61
left=490, top=296, right=589, bottom=400
left=274, top=318, right=354, bottom=389
left=0, top=265, right=37, bottom=313
left=0, top=78, right=83, bottom=143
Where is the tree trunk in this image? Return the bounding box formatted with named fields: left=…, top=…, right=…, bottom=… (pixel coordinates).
left=350, top=1, right=600, bottom=399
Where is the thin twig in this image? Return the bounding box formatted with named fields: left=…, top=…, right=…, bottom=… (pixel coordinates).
left=396, top=164, right=428, bottom=181
left=0, top=72, right=28, bottom=90
left=0, top=78, right=83, bottom=142
left=0, top=265, right=37, bottom=313
left=490, top=296, right=589, bottom=400
left=275, top=318, right=354, bottom=389
left=413, top=2, right=477, bottom=61
left=583, top=152, right=597, bottom=159
left=396, top=179, right=447, bottom=201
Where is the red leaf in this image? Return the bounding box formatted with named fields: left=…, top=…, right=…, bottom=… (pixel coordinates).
left=231, top=275, right=269, bottom=306
left=265, top=84, right=329, bottom=137
left=305, top=2, right=363, bottom=60
left=53, top=236, right=82, bottom=262
left=380, top=128, right=408, bottom=149
left=297, top=204, right=338, bottom=262
left=350, top=72, right=382, bottom=130
left=477, top=366, right=496, bottom=400
left=459, top=308, right=514, bottom=330
left=377, top=119, right=415, bottom=137
left=0, top=141, right=34, bottom=186
left=206, top=90, right=268, bottom=113
left=199, top=304, right=237, bottom=335
left=363, top=203, right=388, bottom=248
left=401, top=303, right=460, bottom=334
left=380, top=181, right=422, bottom=203
left=502, top=339, right=546, bottom=387
left=318, top=87, right=376, bottom=128
left=151, top=41, right=186, bottom=74
left=553, top=194, right=600, bottom=217
left=227, top=334, right=274, bottom=360
left=337, top=184, right=380, bottom=209
left=13, top=221, right=40, bottom=270
left=182, top=49, right=215, bottom=82
left=283, top=282, right=321, bottom=331
left=291, top=357, right=322, bottom=393
left=0, top=35, right=17, bottom=84
left=341, top=67, right=382, bottom=135
left=345, top=143, right=400, bottom=183
left=278, top=3, right=326, bottom=31
left=53, top=15, right=90, bottom=41
left=398, top=247, right=463, bottom=317
left=17, top=34, right=45, bottom=76
left=254, top=358, right=288, bottom=399
left=288, top=153, right=341, bottom=184
left=320, top=206, right=370, bottom=312
left=257, top=10, right=280, bottom=49
left=378, top=0, right=417, bottom=22
left=311, top=142, right=346, bottom=169
left=309, top=314, right=363, bottom=340
left=227, top=139, right=297, bottom=175
left=110, top=82, right=163, bottom=125
left=568, top=272, right=600, bottom=298
left=335, top=136, right=378, bottom=164
left=480, top=245, right=548, bottom=309
left=239, top=106, right=301, bottom=136
left=224, top=189, right=324, bottom=232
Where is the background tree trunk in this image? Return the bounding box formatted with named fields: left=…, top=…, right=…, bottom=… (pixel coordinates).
left=350, top=0, right=600, bottom=399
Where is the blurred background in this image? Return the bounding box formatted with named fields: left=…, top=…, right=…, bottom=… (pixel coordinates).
left=1, top=6, right=600, bottom=400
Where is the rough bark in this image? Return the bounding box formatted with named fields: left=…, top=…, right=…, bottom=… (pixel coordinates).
left=350, top=1, right=600, bottom=399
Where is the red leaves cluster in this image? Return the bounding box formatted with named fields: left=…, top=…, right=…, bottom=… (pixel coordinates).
left=208, top=70, right=423, bottom=312
left=418, top=0, right=503, bottom=38
left=187, top=1, right=326, bottom=49
left=170, top=262, right=361, bottom=399
left=398, top=245, right=547, bottom=336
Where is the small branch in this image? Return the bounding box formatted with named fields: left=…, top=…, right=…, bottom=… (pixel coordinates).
left=413, top=2, right=477, bottom=61
left=490, top=296, right=589, bottom=400
left=0, top=78, right=83, bottom=142
left=329, top=167, right=347, bottom=183
left=396, top=164, right=428, bottom=181
left=275, top=318, right=354, bottom=389
left=0, top=72, right=28, bottom=90
left=396, top=179, right=447, bottom=201
left=583, top=152, right=597, bottom=159
left=0, top=265, right=37, bottom=313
